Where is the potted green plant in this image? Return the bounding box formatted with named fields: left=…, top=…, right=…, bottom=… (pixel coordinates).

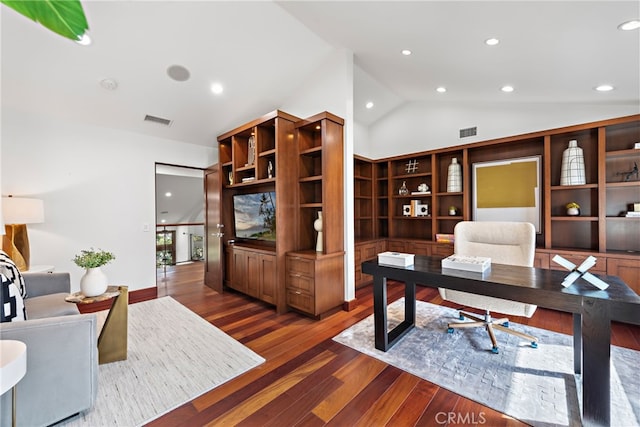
left=73, top=248, right=115, bottom=296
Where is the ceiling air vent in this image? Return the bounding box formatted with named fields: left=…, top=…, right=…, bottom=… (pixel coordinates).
left=459, top=126, right=477, bottom=138
left=144, top=114, right=172, bottom=127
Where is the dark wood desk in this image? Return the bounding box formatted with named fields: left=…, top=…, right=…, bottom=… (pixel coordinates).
left=362, top=256, right=640, bottom=427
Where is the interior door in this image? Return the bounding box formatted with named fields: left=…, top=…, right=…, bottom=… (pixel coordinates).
left=205, top=164, right=223, bottom=292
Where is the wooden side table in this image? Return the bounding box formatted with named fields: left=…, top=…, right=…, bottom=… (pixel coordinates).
left=66, top=286, right=128, bottom=364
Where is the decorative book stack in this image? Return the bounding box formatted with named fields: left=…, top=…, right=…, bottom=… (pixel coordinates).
left=442, top=254, right=491, bottom=273
left=378, top=251, right=415, bottom=267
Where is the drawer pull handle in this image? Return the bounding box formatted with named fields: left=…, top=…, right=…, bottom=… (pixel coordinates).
left=295, top=291, right=301, bottom=295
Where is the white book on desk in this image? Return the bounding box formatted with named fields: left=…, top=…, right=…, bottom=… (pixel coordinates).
left=442, top=255, right=491, bottom=273
left=378, top=251, right=415, bottom=267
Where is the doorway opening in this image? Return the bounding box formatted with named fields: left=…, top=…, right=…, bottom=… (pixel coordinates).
left=155, top=163, right=205, bottom=294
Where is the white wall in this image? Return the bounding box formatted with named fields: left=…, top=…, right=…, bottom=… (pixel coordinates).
left=1, top=109, right=216, bottom=292
left=281, top=49, right=357, bottom=302
left=365, top=101, right=640, bottom=159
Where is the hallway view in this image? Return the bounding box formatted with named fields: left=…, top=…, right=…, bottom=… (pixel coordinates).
left=156, top=261, right=206, bottom=298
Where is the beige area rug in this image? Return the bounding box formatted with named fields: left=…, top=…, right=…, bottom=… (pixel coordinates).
left=333, top=298, right=640, bottom=427
left=57, top=296, right=265, bottom=427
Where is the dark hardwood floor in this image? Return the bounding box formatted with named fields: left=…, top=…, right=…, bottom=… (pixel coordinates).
left=145, top=262, right=640, bottom=427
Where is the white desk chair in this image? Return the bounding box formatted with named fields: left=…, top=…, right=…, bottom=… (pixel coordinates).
left=439, top=221, right=538, bottom=354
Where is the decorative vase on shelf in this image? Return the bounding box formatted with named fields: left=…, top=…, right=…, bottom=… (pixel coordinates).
left=80, top=267, right=108, bottom=297
left=398, top=181, right=409, bottom=196
left=314, top=211, right=323, bottom=252
left=447, top=158, right=462, bottom=192
left=560, top=140, right=586, bottom=185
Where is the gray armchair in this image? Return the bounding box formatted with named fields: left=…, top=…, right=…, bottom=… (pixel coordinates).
left=0, top=273, right=98, bottom=427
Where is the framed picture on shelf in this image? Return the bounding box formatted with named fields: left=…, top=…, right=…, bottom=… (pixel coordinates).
left=472, top=155, right=541, bottom=233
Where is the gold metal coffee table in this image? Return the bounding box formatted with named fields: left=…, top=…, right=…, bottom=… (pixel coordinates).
left=66, top=286, right=128, bottom=364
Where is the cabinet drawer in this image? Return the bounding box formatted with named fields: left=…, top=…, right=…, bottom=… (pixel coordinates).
left=286, top=273, right=314, bottom=294
left=286, top=289, right=314, bottom=313
left=432, top=244, right=454, bottom=257
left=287, top=256, right=315, bottom=276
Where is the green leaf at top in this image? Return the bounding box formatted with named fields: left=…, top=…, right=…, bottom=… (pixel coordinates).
left=1, top=0, right=89, bottom=42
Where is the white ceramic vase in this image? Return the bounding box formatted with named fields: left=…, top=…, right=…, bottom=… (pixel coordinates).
left=447, top=158, right=462, bottom=192
left=80, top=267, right=108, bottom=297
left=314, top=211, right=323, bottom=252
left=560, top=140, right=586, bottom=185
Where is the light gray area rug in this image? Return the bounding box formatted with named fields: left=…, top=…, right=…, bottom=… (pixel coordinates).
left=333, top=299, right=640, bottom=427
left=59, top=296, right=265, bottom=426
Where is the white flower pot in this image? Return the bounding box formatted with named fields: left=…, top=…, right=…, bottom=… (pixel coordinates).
left=80, top=267, right=108, bottom=297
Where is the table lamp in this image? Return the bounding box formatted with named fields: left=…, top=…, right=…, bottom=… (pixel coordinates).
left=2, top=196, right=44, bottom=271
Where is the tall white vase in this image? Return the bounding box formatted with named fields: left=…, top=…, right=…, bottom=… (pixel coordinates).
left=447, top=158, right=462, bottom=192
left=80, top=267, right=108, bottom=297
left=560, top=140, right=586, bottom=185
left=314, top=211, right=323, bottom=252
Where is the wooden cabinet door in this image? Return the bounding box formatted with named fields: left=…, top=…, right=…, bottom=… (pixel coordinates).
left=608, top=257, right=640, bottom=294
left=246, top=251, right=260, bottom=298
left=260, top=254, right=277, bottom=304
left=232, top=250, right=248, bottom=293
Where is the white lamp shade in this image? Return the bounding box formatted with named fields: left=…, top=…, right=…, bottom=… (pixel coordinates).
left=2, top=197, right=44, bottom=224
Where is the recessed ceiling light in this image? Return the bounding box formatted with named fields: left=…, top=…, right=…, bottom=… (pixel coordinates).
left=485, top=38, right=500, bottom=46
left=210, top=83, right=224, bottom=95
left=436, top=87, right=447, bottom=93
left=99, top=78, right=118, bottom=91
left=501, top=85, right=514, bottom=93
left=167, top=65, right=190, bottom=82
left=365, top=101, right=374, bottom=109
left=161, top=219, right=166, bottom=223
left=618, top=20, right=640, bottom=31
left=165, top=192, right=172, bottom=197
left=401, top=49, right=412, bottom=56
left=595, top=84, right=614, bottom=92
left=75, top=32, right=91, bottom=46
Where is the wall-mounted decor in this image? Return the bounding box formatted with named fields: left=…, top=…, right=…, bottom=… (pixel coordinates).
left=472, top=156, right=541, bottom=232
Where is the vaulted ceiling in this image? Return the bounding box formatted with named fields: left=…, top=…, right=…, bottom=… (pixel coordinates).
left=2, top=1, right=638, bottom=148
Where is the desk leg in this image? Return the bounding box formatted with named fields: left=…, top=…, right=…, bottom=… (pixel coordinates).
left=405, top=281, right=416, bottom=327
left=374, top=275, right=388, bottom=351
left=573, top=313, right=582, bottom=375
left=98, top=286, right=128, bottom=364
left=581, top=300, right=610, bottom=427
left=373, top=275, right=416, bottom=352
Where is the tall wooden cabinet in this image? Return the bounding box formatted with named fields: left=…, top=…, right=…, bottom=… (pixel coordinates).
left=216, top=110, right=345, bottom=316
left=354, top=114, right=640, bottom=292
left=286, top=112, right=345, bottom=317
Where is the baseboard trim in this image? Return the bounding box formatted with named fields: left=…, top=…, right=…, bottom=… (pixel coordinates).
left=343, top=299, right=357, bottom=311
left=77, top=286, right=158, bottom=313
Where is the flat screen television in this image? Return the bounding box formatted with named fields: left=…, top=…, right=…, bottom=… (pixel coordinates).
left=232, top=192, right=276, bottom=241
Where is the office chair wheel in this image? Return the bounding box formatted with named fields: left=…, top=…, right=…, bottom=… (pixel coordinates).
left=531, top=341, right=538, bottom=349
left=502, top=321, right=510, bottom=327
left=491, top=346, right=499, bottom=354
left=447, top=327, right=454, bottom=334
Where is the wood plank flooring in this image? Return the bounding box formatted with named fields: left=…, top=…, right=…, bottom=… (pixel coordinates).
left=145, top=262, right=640, bottom=427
